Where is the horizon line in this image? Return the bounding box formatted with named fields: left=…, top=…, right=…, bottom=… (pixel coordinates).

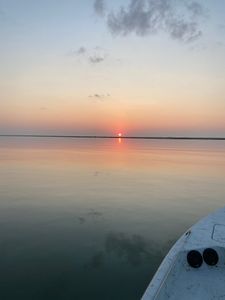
left=0, top=134, right=225, bottom=141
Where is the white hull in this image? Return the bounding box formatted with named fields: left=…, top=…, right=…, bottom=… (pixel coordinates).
left=142, top=206, right=225, bottom=300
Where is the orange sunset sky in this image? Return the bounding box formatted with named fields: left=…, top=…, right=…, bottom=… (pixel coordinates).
left=1, top=0, right=225, bottom=136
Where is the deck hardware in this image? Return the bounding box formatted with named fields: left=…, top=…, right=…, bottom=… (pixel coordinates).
left=203, top=248, right=219, bottom=266
left=187, top=250, right=203, bottom=268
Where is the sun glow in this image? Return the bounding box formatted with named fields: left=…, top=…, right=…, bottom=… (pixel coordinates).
left=118, top=133, right=122, bottom=137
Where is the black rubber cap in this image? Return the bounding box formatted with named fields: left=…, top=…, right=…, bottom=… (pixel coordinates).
left=187, top=250, right=203, bottom=268
left=203, top=248, right=219, bottom=266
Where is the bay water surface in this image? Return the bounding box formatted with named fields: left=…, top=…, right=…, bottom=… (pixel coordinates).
left=0, top=137, right=225, bottom=299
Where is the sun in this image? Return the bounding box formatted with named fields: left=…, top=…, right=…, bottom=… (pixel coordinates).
left=118, top=133, right=122, bottom=137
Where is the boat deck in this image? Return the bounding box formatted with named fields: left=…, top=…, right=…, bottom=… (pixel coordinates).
left=142, top=207, right=225, bottom=299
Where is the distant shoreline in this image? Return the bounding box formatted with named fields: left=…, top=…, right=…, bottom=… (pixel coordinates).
left=0, top=134, right=225, bottom=141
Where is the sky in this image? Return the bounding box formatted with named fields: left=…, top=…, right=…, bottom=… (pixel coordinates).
left=0, top=0, right=225, bottom=137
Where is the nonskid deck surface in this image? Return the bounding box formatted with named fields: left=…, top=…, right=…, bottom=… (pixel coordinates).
left=142, top=207, right=225, bottom=300
left=154, top=248, right=225, bottom=299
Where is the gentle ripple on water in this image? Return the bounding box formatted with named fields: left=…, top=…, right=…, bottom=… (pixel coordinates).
left=0, top=137, right=225, bottom=299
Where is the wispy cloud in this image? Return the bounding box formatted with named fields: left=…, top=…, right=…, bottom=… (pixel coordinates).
left=166, top=19, right=202, bottom=43
left=94, top=0, right=106, bottom=17
left=76, top=46, right=86, bottom=55
left=67, top=46, right=86, bottom=57
left=89, top=93, right=111, bottom=101
left=94, top=0, right=205, bottom=43
left=89, top=54, right=105, bottom=64
left=186, top=1, right=204, bottom=18
left=89, top=46, right=107, bottom=64
left=69, top=46, right=107, bottom=64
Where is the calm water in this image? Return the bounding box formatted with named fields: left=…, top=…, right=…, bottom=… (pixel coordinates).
left=0, top=137, right=225, bottom=300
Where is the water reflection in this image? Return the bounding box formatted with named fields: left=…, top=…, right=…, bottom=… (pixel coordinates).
left=77, top=209, right=104, bottom=225
left=0, top=137, right=225, bottom=299
left=105, top=232, right=151, bottom=267
left=85, top=251, right=105, bottom=270
left=78, top=216, right=86, bottom=224
left=85, top=231, right=175, bottom=279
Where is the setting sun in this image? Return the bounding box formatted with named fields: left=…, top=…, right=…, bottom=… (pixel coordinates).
left=1, top=1, right=225, bottom=299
